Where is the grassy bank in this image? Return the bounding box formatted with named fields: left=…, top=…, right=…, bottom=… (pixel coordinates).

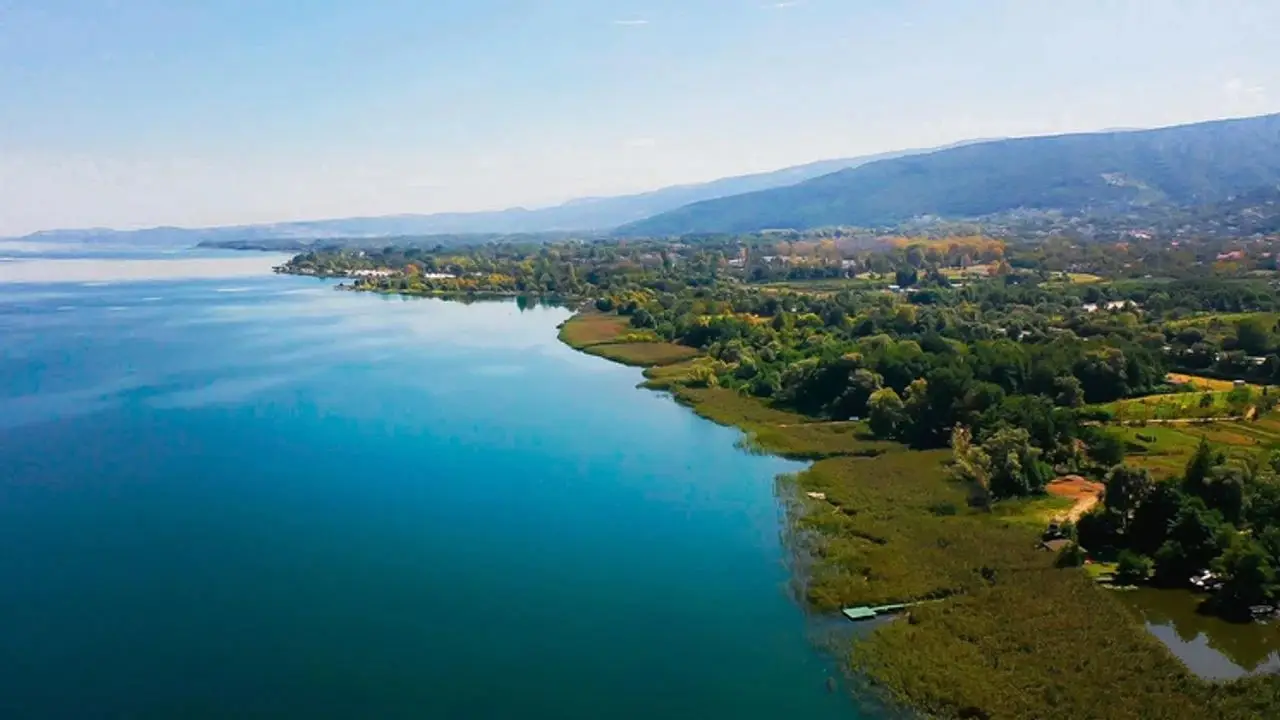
left=557, top=313, right=698, bottom=367
left=556, top=312, right=1280, bottom=718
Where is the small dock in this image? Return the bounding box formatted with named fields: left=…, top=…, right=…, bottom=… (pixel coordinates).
left=841, top=602, right=921, bottom=622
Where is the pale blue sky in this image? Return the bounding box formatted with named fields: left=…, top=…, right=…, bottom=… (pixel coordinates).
left=1, top=0, right=1277, bottom=235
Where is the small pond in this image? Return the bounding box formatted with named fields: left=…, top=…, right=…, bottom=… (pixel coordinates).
left=1118, top=588, right=1280, bottom=680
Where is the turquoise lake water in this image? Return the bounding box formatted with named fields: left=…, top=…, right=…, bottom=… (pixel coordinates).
left=0, top=254, right=866, bottom=718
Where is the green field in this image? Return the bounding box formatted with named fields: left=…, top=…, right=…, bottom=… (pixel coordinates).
left=557, top=313, right=629, bottom=348
left=779, top=442, right=1259, bottom=719
left=1165, top=312, right=1280, bottom=341
left=1114, top=416, right=1280, bottom=479
left=1042, top=271, right=1106, bottom=285
left=1095, top=388, right=1258, bottom=422
left=758, top=278, right=884, bottom=294
left=559, top=313, right=700, bottom=367
left=583, top=341, right=699, bottom=367
left=939, top=265, right=995, bottom=279
left=671, top=386, right=896, bottom=460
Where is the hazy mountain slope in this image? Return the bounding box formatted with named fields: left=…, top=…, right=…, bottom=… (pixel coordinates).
left=619, top=113, right=1280, bottom=236
left=9, top=144, right=971, bottom=246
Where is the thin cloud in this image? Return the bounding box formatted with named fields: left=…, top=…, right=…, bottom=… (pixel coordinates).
left=765, top=1, right=802, bottom=8
left=612, top=19, right=650, bottom=26
left=624, top=137, right=657, bottom=149
left=1223, top=77, right=1265, bottom=102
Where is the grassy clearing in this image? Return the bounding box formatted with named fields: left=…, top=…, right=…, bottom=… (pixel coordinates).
left=557, top=313, right=629, bottom=348
left=789, top=444, right=1280, bottom=718
left=758, top=278, right=883, bottom=294
left=672, top=386, right=897, bottom=459
left=940, top=265, right=995, bottom=279
left=640, top=359, right=707, bottom=390
left=1166, top=373, right=1247, bottom=392
left=1115, top=419, right=1280, bottom=479
left=852, top=569, right=1215, bottom=719
left=1043, top=271, right=1106, bottom=286
left=560, top=312, right=700, bottom=367
left=1095, top=389, right=1255, bottom=422
left=1113, top=425, right=1209, bottom=479
left=795, top=451, right=1049, bottom=609
left=1165, top=312, right=1280, bottom=341
left=1065, top=272, right=1105, bottom=284
left=989, top=494, right=1078, bottom=529
left=786, top=449, right=1257, bottom=718
left=584, top=342, right=699, bottom=367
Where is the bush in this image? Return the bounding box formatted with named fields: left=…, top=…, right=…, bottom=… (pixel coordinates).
left=1078, top=407, right=1115, bottom=422
left=1085, top=429, right=1126, bottom=467
left=1056, top=542, right=1088, bottom=568
left=1115, top=550, right=1154, bottom=584
left=1076, top=508, right=1120, bottom=558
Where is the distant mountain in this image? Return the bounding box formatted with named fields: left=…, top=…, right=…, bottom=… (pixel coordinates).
left=619, top=113, right=1280, bottom=236
left=9, top=143, right=976, bottom=247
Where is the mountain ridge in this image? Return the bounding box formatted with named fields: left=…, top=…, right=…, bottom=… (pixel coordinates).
left=619, top=113, right=1280, bottom=236
left=6, top=143, right=978, bottom=246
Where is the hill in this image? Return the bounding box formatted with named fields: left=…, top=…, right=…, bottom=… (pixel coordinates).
left=7, top=144, right=970, bottom=248
left=619, top=113, right=1280, bottom=236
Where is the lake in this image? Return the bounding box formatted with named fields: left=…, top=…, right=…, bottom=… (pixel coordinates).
left=0, top=254, right=866, bottom=718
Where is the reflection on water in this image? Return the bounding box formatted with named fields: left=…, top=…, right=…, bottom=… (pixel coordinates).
left=1118, top=588, right=1280, bottom=680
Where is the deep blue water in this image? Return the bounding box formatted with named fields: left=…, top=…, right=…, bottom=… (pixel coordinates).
left=0, top=255, right=862, bottom=718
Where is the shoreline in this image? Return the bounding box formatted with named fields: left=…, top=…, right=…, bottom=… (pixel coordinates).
left=550, top=311, right=1280, bottom=719
left=277, top=275, right=1280, bottom=718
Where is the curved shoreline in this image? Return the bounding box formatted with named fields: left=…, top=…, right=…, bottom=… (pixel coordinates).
left=552, top=311, right=1280, bottom=720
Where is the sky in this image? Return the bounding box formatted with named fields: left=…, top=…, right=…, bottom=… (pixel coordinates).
left=1, top=0, right=1278, bottom=236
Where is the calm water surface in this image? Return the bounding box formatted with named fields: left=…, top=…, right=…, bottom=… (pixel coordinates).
left=0, top=254, right=864, bottom=718
left=1119, top=588, right=1280, bottom=680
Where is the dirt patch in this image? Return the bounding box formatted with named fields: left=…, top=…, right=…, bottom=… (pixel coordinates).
left=1046, top=475, right=1105, bottom=522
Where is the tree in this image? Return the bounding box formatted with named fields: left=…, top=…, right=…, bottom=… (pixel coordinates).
left=1226, top=386, right=1254, bottom=416
left=1202, top=466, right=1249, bottom=526
left=1182, top=437, right=1220, bottom=497
left=1129, top=483, right=1186, bottom=556
left=1056, top=542, right=1087, bottom=568
left=1103, top=465, right=1155, bottom=536
left=1053, top=375, right=1084, bottom=408
left=1085, top=429, right=1126, bottom=467
left=1115, top=550, right=1154, bottom=585
left=902, top=378, right=932, bottom=446
left=686, top=365, right=719, bottom=388
left=949, top=425, right=991, bottom=506
left=1236, top=316, right=1274, bottom=355
left=631, top=308, right=656, bottom=328
left=981, top=427, right=1051, bottom=499
left=1153, top=498, right=1230, bottom=586
left=867, top=387, right=906, bottom=438
left=827, top=369, right=882, bottom=420
left=1076, top=507, right=1120, bottom=556
left=1212, top=536, right=1277, bottom=619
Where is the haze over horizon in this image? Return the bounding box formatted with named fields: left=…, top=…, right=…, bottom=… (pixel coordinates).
left=3, top=0, right=1279, bottom=237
